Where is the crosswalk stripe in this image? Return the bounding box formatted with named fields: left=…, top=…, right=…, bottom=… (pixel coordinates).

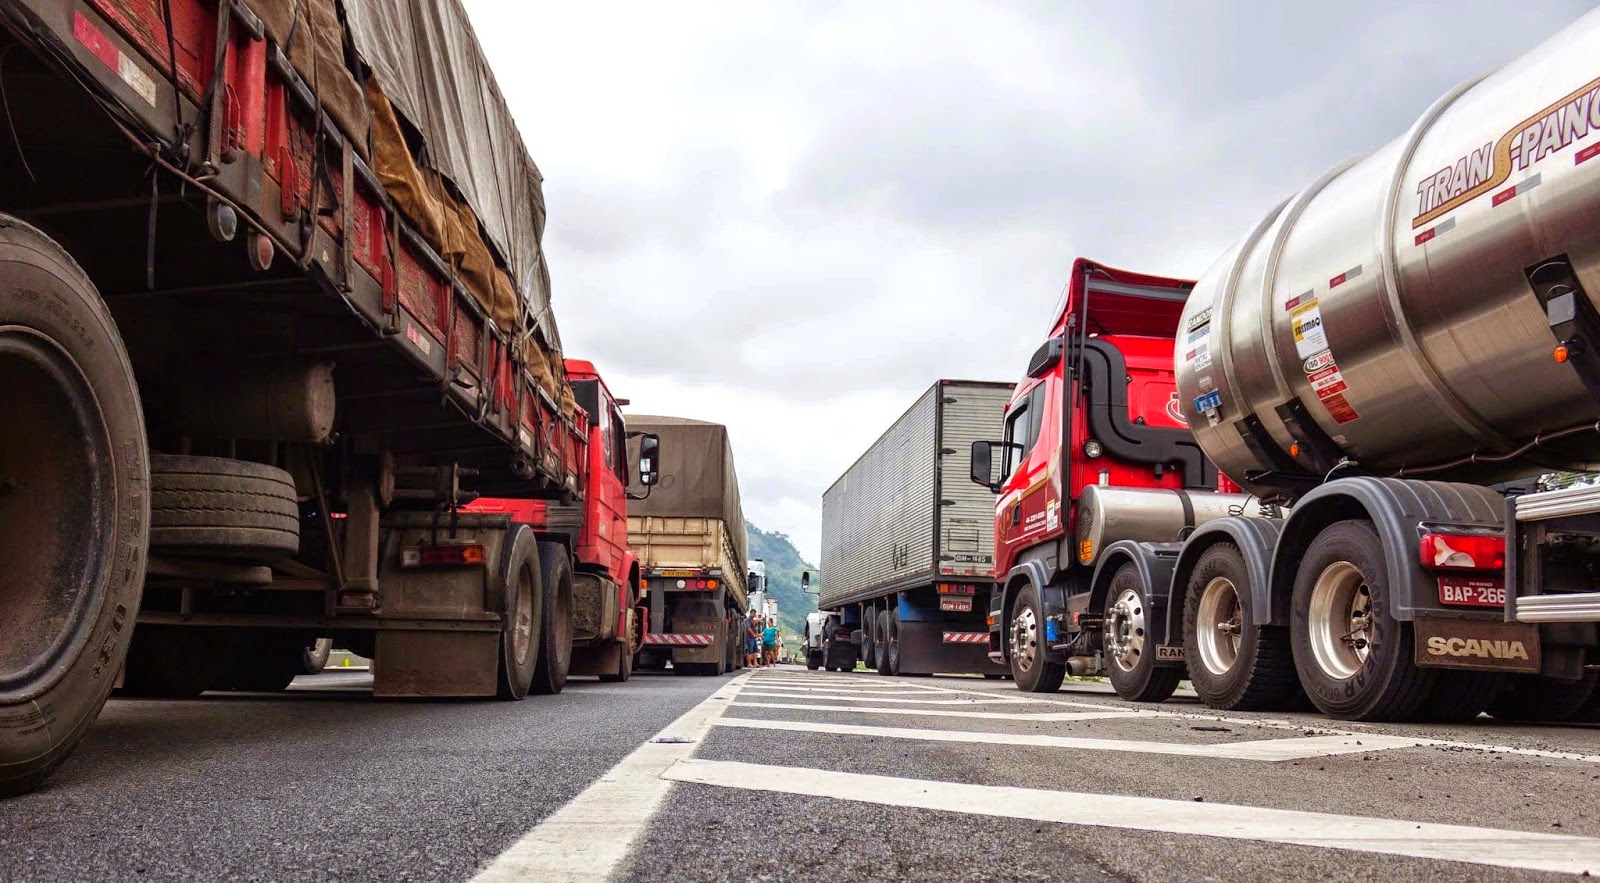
left=713, top=717, right=1421, bottom=761
left=663, top=759, right=1600, bottom=877
left=736, top=690, right=1029, bottom=705
left=735, top=685, right=956, bottom=696
left=730, top=701, right=1149, bottom=722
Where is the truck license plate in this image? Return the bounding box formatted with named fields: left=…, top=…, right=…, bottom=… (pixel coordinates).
left=1437, top=576, right=1506, bottom=608
left=939, top=597, right=973, bottom=612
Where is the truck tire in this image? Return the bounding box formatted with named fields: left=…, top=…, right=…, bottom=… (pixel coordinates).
left=1104, top=563, right=1181, bottom=703
left=806, top=651, right=822, bottom=671
left=1, top=216, right=149, bottom=797
left=860, top=614, right=876, bottom=671
left=1290, top=520, right=1432, bottom=721
left=148, top=454, right=299, bottom=559
left=886, top=611, right=902, bottom=676
left=496, top=527, right=543, bottom=700
left=1486, top=671, right=1598, bottom=722
left=1009, top=585, right=1065, bottom=693
left=1181, top=544, right=1298, bottom=711
left=301, top=638, right=333, bottom=675
left=530, top=542, right=573, bottom=695
left=875, top=611, right=893, bottom=676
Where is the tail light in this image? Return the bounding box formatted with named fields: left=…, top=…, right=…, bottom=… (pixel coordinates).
left=401, top=542, right=487, bottom=568
left=1419, top=533, right=1505, bottom=570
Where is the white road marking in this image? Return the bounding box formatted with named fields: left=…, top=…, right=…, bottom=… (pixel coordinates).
left=735, top=685, right=956, bottom=696
left=714, top=717, right=1421, bottom=761
left=471, top=675, right=750, bottom=883
left=732, top=701, right=1149, bottom=722
left=736, top=690, right=1029, bottom=705
left=664, top=759, right=1600, bottom=877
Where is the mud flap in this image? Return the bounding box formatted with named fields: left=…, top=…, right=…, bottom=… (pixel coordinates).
left=1412, top=617, right=1540, bottom=673
left=373, top=632, right=499, bottom=696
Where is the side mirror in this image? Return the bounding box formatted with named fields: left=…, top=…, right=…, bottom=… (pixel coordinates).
left=970, top=441, right=1002, bottom=493
left=802, top=571, right=818, bottom=595
left=637, top=433, right=660, bottom=486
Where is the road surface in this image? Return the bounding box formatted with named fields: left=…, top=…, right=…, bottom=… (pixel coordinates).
left=3, top=666, right=1599, bottom=881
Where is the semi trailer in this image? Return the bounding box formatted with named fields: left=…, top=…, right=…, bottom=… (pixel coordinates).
left=465, top=360, right=662, bottom=687
left=822, top=380, right=1013, bottom=676
left=628, top=416, right=750, bottom=676
left=0, top=0, right=588, bottom=796
left=973, top=9, right=1600, bottom=722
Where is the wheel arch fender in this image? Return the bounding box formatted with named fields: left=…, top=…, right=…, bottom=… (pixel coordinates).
left=1166, top=516, right=1282, bottom=638
left=1269, top=477, right=1503, bottom=624
left=999, top=559, right=1059, bottom=658
left=1091, top=541, right=1181, bottom=646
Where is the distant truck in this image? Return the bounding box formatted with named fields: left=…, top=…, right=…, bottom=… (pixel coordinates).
left=819, top=381, right=1013, bottom=676
left=466, top=360, right=662, bottom=687
left=747, top=559, right=779, bottom=632
left=801, top=571, right=853, bottom=671
left=629, top=416, right=749, bottom=675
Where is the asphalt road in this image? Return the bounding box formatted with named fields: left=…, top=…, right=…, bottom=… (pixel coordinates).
left=5, top=666, right=1600, bottom=882
left=0, top=669, right=727, bottom=882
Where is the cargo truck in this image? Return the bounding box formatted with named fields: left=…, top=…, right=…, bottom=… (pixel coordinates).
left=628, top=416, right=749, bottom=676
left=0, top=0, right=590, bottom=795
left=465, top=360, right=662, bottom=687
left=822, top=380, right=1013, bottom=676
left=972, top=9, right=1600, bottom=722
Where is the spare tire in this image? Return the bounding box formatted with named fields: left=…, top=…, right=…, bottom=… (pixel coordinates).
left=149, top=454, right=299, bottom=559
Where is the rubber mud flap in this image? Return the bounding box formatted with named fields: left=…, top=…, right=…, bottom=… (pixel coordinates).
left=0, top=215, right=148, bottom=796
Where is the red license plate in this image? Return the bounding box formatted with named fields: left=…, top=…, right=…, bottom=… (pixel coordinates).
left=939, top=596, right=973, bottom=612
left=1438, top=576, right=1506, bottom=608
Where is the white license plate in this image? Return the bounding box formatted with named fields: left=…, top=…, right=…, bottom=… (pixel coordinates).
left=939, top=597, right=973, bottom=612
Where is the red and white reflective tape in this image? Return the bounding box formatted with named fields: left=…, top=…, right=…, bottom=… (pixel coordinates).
left=942, top=632, right=987, bottom=644
left=642, top=633, right=714, bottom=646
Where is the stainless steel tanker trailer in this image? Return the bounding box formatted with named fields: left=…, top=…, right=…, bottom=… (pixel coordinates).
left=988, top=9, right=1600, bottom=722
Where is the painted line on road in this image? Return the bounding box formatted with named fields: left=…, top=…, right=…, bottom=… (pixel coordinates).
left=714, top=717, right=1420, bottom=761
left=472, top=674, right=751, bottom=883
left=663, top=759, right=1600, bottom=877
left=732, top=701, right=1149, bottom=722
left=735, top=685, right=960, bottom=696
left=736, top=690, right=1030, bottom=705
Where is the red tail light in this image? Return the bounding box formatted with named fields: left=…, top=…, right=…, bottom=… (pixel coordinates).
left=401, top=543, right=487, bottom=568
left=1419, top=533, right=1504, bottom=570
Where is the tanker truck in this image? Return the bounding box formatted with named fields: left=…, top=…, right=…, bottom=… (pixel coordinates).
left=971, top=9, right=1600, bottom=722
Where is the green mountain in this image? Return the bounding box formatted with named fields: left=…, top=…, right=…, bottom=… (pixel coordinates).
left=747, top=523, right=818, bottom=637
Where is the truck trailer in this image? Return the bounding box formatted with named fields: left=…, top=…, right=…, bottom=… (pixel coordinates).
left=465, top=360, right=662, bottom=688
left=628, top=416, right=749, bottom=676
left=972, top=9, right=1600, bottom=722
left=0, top=0, right=589, bottom=796
left=822, top=380, right=1013, bottom=676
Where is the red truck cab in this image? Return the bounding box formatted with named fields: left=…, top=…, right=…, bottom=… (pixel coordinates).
left=972, top=259, right=1224, bottom=691
left=468, top=359, right=660, bottom=683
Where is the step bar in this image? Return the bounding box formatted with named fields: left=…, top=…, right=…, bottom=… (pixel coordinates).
left=1514, top=592, right=1600, bottom=623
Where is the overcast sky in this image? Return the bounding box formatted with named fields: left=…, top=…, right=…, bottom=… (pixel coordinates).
left=463, top=1, right=1590, bottom=562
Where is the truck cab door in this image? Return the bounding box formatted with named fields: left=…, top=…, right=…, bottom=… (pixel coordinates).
left=996, top=381, right=1051, bottom=552
left=591, top=397, right=630, bottom=574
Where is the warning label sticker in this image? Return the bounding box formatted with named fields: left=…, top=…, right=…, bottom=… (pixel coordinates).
left=1291, top=298, right=1329, bottom=359
left=1309, top=364, right=1359, bottom=424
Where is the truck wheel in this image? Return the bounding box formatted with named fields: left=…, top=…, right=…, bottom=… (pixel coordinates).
left=875, top=611, right=893, bottom=676
left=301, top=638, right=333, bottom=675
left=496, top=527, right=543, bottom=700
left=886, top=611, right=902, bottom=676
left=149, top=454, right=299, bottom=559
left=1290, top=520, right=1432, bottom=721
left=860, top=615, right=876, bottom=671
left=1, top=214, right=149, bottom=796
left=120, top=627, right=221, bottom=698
left=806, top=651, right=822, bottom=671
left=1009, top=585, right=1065, bottom=693
left=1104, top=564, right=1180, bottom=703
left=1181, top=544, right=1298, bottom=711
left=530, top=542, right=572, bottom=695
left=1486, top=670, right=1598, bottom=722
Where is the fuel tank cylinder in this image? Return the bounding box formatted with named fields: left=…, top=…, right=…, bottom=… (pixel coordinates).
left=1177, top=10, right=1600, bottom=496
left=1074, top=486, right=1278, bottom=567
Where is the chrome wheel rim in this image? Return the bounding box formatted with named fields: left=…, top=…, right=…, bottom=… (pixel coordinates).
left=1308, top=561, right=1372, bottom=680
left=1105, top=587, right=1147, bottom=673
left=1012, top=606, right=1039, bottom=671
left=1195, top=577, right=1242, bottom=676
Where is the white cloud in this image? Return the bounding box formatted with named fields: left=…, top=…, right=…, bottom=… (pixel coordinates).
left=463, top=1, right=1592, bottom=560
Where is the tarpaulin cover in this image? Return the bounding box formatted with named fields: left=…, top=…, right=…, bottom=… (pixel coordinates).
left=627, top=416, right=747, bottom=569
left=254, top=0, right=369, bottom=157
left=342, top=0, right=558, bottom=351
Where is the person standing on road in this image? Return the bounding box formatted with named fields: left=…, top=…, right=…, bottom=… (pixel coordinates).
left=745, top=613, right=762, bottom=669
left=762, top=621, right=778, bottom=667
